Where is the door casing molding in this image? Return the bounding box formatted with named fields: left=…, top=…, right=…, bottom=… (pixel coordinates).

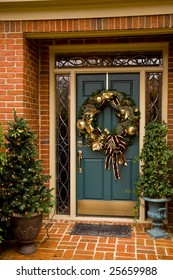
left=49, top=42, right=168, bottom=222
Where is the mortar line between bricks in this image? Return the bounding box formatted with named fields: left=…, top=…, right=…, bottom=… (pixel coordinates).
left=153, top=240, right=158, bottom=260
left=73, top=235, right=83, bottom=259
left=114, top=238, right=117, bottom=259
left=165, top=247, right=169, bottom=257
left=67, top=234, right=81, bottom=260
left=93, top=235, right=100, bottom=259
left=134, top=230, right=137, bottom=260
left=114, top=238, right=118, bottom=259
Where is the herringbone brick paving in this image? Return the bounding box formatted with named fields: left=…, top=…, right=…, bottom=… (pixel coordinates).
left=0, top=220, right=173, bottom=260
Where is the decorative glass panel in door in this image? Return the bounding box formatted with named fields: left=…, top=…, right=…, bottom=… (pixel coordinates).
left=76, top=73, right=139, bottom=217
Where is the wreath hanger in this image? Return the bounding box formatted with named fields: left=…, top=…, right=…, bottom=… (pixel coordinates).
left=77, top=90, right=140, bottom=179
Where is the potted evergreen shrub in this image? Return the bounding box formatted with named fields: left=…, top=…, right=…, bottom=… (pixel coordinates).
left=134, top=121, right=173, bottom=239
left=0, top=110, right=54, bottom=254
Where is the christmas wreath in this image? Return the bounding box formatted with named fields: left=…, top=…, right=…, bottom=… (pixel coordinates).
left=77, top=90, right=140, bottom=179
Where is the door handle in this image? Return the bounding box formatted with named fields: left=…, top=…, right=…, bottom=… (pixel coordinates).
left=77, top=150, right=83, bottom=173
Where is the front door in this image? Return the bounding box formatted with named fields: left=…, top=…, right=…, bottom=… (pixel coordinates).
left=76, top=73, right=139, bottom=217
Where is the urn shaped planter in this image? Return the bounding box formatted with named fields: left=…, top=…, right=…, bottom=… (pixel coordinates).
left=143, top=197, right=172, bottom=239
left=11, top=213, right=42, bottom=255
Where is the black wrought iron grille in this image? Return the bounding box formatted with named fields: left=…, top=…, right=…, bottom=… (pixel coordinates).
left=55, top=52, right=163, bottom=68
left=146, top=72, right=162, bottom=123
left=56, top=74, right=70, bottom=215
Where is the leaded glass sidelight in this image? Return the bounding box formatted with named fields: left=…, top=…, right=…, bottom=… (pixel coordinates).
left=146, top=72, right=162, bottom=123
left=56, top=74, right=70, bottom=214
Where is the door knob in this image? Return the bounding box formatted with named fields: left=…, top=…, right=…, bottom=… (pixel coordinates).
left=77, top=150, right=83, bottom=173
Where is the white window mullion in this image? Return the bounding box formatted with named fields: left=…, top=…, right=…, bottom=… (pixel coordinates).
left=106, top=72, right=108, bottom=89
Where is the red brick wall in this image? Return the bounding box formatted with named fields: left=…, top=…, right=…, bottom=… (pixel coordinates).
left=23, top=38, right=39, bottom=133
left=39, top=40, right=50, bottom=174
left=0, top=33, right=25, bottom=123
left=1, top=14, right=172, bottom=33
left=0, top=34, right=39, bottom=125
left=0, top=15, right=173, bottom=221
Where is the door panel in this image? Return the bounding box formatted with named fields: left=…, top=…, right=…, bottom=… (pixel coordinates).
left=83, top=159, right=104, bottom=199
left=76, top=73, right=139, bottom=217
left=111, top=159, right=131, bottom=200
left=108, top=73, right=139, bottom=104
left=76, top=74, right=106, bottom=109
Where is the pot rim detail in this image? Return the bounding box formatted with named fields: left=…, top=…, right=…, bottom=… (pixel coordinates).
left=143, top=196, right=172, bottom=203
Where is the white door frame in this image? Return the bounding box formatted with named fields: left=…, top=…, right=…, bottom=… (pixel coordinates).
left=49, top=42, right=168, bottom=222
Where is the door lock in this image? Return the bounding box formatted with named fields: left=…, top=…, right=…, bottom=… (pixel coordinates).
left=77, top=150, right=83, bottom=173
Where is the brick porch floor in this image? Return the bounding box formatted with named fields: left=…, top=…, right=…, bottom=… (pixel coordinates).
left=0, top=220, right=173, bottom=260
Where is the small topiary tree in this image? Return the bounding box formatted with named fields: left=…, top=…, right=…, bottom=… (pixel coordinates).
left=134, top=121, right=173, bottom=219
left=0, top=110, right=54, bottom=220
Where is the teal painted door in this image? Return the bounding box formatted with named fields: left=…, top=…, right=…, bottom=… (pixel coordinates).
left=76, top=73, right=139, bottom=216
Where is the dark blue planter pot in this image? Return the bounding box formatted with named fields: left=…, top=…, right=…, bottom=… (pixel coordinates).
left=143, top=197, right=172, bottom=239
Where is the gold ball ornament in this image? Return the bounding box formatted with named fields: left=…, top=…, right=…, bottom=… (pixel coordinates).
left=133, top=107, right=139, bottom=113
left=119, top=108, right=126, bottom=116
left=77, top=119, right=86, bottom=130
left=104, top=128, right=110, bottom=135
left=95, top=95, right=102, bottom=104
left=125, top=126, right=137, bottom=135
